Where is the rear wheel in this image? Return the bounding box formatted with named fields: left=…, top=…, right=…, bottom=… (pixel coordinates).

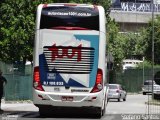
left=118, top=95, right=121, bottom=102
left=102, top=100, right=106, bottom=116
left=39, top=106, right=56, bottom=117
left=143, top=92, right=146, bottom=95
left=102, top=95, right=107, bottom=116
left=102, top=106, right=106, bottom=116
left=95, top=108, right=103, bottom=118
left=154, top=94, right=160, bottom=100
left=123, top=95, right=126, bottom=101
left=39, top=107, right=47, bottom=117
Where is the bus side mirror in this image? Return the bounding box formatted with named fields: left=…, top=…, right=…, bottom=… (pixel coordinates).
left=154, top=71, right=160, bottom=85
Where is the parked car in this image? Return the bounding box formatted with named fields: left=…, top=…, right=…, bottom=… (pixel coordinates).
left=142, top=80, right=160, bottom=98
left=142, top=80, right=154, bottom=95
left=107, top=84, right=127, bottom=102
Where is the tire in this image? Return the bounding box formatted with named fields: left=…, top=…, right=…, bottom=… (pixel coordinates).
left=39, top=107, right=53, bottom=117
left=102, top=107, right=105, bottom=116
left=102, top=95, right=107, bottom=116
left=118, top=94, right=121, bottom=102
left=143, top=92, right=146, bottom=95
left=154, top=94, right=157, bottom=99
left=153, top=94, right=160, bottom=100
left=96, top=110, right=102, bottom=118
left=123, top=95, right=126, bottom=101
left=94, top=107, right=102, bottom=118
left=102, top=101, right=106, bottom=116
left=39, top=108, right=47, bottom=117
left=107, top=98, right=109, bottom=103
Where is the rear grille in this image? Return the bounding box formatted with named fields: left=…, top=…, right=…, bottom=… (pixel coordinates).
left=43, top=46, right=95, bottom=74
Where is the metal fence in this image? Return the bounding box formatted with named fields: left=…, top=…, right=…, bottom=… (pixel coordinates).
left=1, top=60, right=160, bottom=106
left=116, top=68, right=160, bottom=93
left=116, top=68, right=160, bottom=115
left=0, top=61, right=33, bottom=101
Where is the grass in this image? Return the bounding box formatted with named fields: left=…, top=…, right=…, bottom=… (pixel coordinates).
left=145, top=99, right=160, bottom=106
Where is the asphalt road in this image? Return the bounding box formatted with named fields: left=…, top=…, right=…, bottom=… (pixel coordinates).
left=106, top=94, right=149, bottom=114
left=0, top=94, right=160, bottom=120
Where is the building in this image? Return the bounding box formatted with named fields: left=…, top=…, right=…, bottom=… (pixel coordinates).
left=122, top=59, right=143, bottom=70
left=110, top=0, right=160, bottom=32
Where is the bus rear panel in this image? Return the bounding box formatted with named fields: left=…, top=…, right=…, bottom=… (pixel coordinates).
left=33, top=3, right=107, bottom=117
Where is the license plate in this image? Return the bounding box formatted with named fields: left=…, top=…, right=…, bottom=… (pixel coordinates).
left=61, top=96, right=73, bottom=101
left=54, top=87, right=60, bottom=92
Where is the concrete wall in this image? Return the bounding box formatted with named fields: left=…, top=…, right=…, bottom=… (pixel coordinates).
left=110, top=10, right=154, bottom=23
left=110, top=1, right=160, bottom=32
left=110, top=10, right=160, bottom=32
left=119, top=23, right=146, bottom=32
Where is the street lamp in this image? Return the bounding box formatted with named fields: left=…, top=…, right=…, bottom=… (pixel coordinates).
left=151, top=0, right=155, bottom=100
left=143, top=57, right=145, bottom=84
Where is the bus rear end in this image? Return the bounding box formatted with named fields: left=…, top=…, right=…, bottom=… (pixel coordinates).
left=33, top=3, right=107, bottom=117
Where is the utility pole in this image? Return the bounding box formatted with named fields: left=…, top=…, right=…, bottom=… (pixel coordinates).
left=143, top=57, right=145, bottom=84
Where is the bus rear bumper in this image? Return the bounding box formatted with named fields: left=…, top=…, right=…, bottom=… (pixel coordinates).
left=35, top=104, right=102, bottom=115
left=33, top=90, right=104, bottom=108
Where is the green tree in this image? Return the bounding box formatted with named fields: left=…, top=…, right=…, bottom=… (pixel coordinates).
left=0, top=0, right=34, bottom=63
left=108, top=27, right=149, bottom=70
left=134, top=28, right=148, bottom=57
left=0, top=0, right=111, bottom=64
left=122, top=31, right=148, bottom=59
left=0, top=0, right=58, bottom=63
left=145, top=16, right=160, bottom=65
left=107, top=19, right=123, bottom=70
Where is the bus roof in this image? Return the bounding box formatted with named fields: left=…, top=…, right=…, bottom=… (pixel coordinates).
left=42, top=3, right=99, bottom=8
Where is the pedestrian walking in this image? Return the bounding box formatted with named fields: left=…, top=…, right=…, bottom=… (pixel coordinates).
left=0, top=69, right=7, bottom=112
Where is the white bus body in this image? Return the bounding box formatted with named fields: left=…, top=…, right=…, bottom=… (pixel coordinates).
left=33, top=3, right=107, bottom=117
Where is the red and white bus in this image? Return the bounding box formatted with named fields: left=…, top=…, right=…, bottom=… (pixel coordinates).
left=33, top=3, right=107, bottom=118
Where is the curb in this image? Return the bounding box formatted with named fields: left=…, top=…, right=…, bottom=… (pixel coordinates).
left=2, top=99, right=33, bottom=104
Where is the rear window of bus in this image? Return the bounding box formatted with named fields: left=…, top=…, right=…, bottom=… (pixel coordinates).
left=40, top=6, right=99, bottom=30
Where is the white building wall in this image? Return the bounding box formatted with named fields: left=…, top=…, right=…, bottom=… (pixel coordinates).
left=154, top=0, right=160, bottom=4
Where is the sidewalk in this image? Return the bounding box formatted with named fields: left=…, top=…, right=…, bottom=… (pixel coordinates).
left=1, top=99, right=38, bottom=112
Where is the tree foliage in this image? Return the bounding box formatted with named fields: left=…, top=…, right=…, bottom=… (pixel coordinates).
left=107, top=20, right=122, bottom=69
left=3, top=0, right=158, bottom=71
left=145, top=16, right=160, bottom=64
left=1, top=0, right=33, bottom=63
left=0, top=0, right=111, bottom=64
left=108, top=25, right=149, bottom=70
left=108, top=14, right=160, bottom=70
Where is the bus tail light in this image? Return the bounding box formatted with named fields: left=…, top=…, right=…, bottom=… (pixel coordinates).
left=91, top=69, right=103, bottom=93
left=33, top=66, right=44, bottom=91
